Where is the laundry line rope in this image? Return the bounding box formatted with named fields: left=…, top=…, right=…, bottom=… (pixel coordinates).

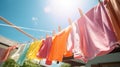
left=0, top=23, right=52, bottom=33
left=0, top=16, right=37, bottom=40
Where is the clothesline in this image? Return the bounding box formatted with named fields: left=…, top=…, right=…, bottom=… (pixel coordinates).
left=0, top=23, right=52, bottom=33
left=0, top=16, right=37, bottom=40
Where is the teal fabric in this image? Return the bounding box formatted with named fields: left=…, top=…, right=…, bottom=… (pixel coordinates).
left=17, top=43, right=30, bottom=66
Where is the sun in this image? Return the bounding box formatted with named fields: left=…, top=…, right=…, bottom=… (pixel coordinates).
left=44, top=0, right=80, bottom=18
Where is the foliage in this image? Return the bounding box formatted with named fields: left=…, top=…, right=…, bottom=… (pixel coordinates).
left=2, top=59, right=41, bottom=67
left=2, top=58, right=19, bottom=67
left=21, top=60, right=41, bottom=67
left=61, top=63, right=71, bottom=67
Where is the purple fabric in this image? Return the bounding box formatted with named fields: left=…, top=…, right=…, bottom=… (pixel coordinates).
left=68, top=2, right=117, bottom=62
left=37, top=37, right=52, bottom=58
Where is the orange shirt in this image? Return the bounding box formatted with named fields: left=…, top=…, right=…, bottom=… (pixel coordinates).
left=47, top=25, right=72, bottom=62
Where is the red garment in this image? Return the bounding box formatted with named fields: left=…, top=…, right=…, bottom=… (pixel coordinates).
left=0, top=45, right=16, bottom=62
left=0, top=48, right=6, bottom=62
left=45, top=59, right=52, bottom=65
left=37, top=37, right=52, bottom=58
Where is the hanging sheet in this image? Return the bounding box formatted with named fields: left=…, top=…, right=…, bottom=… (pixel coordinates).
left=67, top=21, right=81, bottom=56
left=105, top=0, right=120, bottom=41
left=67, top=2, right=117, bottom=62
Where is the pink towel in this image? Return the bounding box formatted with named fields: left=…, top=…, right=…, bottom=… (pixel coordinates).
left=68, top=2, right=117, bottom=62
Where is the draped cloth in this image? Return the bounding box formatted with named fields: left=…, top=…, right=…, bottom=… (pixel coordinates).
left=67, top=2, right=117, bottom=62
left=46, top=26, right=72, bottom=65
left=26, top=40, right=42, bottom=60
left=105, top=0, right=120, bottom=41
left=0, top=45, right=16, bottom=62
left=37, top=37, right=52, bottom=58
left=17, top=44, right=30, bottom=65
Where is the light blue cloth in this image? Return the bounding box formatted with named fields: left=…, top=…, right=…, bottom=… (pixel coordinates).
left=17, top=43, right=30, bottom=66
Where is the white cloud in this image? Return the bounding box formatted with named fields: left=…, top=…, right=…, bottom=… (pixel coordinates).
left=32, top=17, right=39, bottom=25
left=44, top=6, right=51, bottom=13
left=32, top=17, right=38, bottom=21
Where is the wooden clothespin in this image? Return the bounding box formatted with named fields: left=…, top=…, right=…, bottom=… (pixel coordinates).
left=40, top=36, right=43, bottom=40
left=46, top=33, right=49, bottom=38
left=68, top=18, right=72, bottom=25
left=98, top=0, right=103, bottom=2
left=78, top=8, right=84, bottom=17
left=58, top=26, right=62, bottom=32
left=52, top=30, right=56, bottom=36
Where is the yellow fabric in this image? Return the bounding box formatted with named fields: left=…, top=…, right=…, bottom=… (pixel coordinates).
left=26, top=40, right=43, bottom=60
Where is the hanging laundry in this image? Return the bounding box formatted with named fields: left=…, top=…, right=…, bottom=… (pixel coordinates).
left=26, top=40, right=43, bottom=60
left=105, top=0, right=120, bottom=41
left=17, top=43, right=30, bottom=66
left=46, top=25, right=72, bottom=65
left=11, top=44, right=25, bottom=62
left=37, top=36, right=52, bottom=58
left=0, top=47, right=6, bottom=63
left=68, top=2, right=117, bottom=62
left=67, top=21, right=81, bottom=57
left=0, top=45, right=17, bottom=62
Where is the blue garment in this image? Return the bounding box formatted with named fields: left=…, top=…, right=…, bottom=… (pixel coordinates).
left=17, top=43, right=30, bottom=66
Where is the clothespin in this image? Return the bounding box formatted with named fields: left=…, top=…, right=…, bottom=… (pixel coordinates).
left=40, top=36, right=43, bottom=40
left=99, top=0, right=103, bottom=2
left=46, top=33, right=49, bottom=38
left=99, top=0, right=100, bottom=2
left=52, top=30, right=56, bottom=36
left=68, top=18, right=72, bottom=25
left=78, top=8, right=84, bottom=17
left=58, top=26, right=62, bottom=32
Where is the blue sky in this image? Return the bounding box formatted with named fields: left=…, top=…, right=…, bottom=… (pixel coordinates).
left=0, top=0, right=98, bottom=43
